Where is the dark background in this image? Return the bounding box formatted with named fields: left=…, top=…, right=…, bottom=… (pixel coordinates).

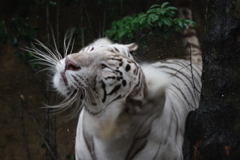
left=0, top=0, right=207, bottom=159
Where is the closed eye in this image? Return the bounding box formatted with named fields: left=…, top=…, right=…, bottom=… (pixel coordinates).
left=101, top=63, right=114, bottom=73
left=101, top=64, right=108, bottom=69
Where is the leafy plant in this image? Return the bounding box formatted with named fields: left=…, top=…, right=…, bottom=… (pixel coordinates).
left=105, top=2, right=195, bottom=42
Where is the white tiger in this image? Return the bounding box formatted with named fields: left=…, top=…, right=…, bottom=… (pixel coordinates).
left=30, top=35, right=201, bottom=159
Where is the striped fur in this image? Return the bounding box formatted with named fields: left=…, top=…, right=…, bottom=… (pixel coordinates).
left=70, top=40, right=201, bottom=160
left=74, top=57, right=201, bottom=160
left=29, top=34, right=202, bottom=159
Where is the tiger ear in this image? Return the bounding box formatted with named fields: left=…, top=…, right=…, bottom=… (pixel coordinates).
left=126, top=43, right=138, bottom=52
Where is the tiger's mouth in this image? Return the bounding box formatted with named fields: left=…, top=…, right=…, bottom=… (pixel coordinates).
left=61, top=72, right=68, bottom=86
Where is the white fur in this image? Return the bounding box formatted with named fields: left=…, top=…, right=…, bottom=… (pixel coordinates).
left=75, top=59, right=201, bottom=160
left=45, top=38, right=201, bottom=160
left=141, top=64, right=169, bottom=99
left=29, top=28, right=202, bottom=159
left=88, top=38, right=113, bottom=46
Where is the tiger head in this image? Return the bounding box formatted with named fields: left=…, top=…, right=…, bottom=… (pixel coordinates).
left=53, top=39, right=146, bottom=114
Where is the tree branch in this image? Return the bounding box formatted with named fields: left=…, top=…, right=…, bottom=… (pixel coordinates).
left=19, top=95, right=57, bottom=160
left=19, top=96, right=32, bottom=160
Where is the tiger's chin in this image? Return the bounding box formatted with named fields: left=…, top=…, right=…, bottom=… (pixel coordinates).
left=53, top=72, right=77, bottom=97
left=53, top=72, right=68, bottom=95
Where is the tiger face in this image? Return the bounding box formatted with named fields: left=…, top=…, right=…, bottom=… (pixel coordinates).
left=53, top=43, right=145, bottom=114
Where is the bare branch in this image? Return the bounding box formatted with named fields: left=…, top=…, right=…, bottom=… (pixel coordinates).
left=19, top=95, right=58, bottom=160
left=19, top=95, right=32, bottom=160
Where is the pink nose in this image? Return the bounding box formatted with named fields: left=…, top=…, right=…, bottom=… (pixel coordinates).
left=65, top=57, right=81, bottom=71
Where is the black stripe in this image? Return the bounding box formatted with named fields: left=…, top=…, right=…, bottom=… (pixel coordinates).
left=157, top=60, right=201, bottom=85
left=114, top=47, right=119, bottom=52
left=108, top=84, right=121, bottom=95
left=101, top=80, right=107, bottom=102
left=172, top=60, right=201, bottom=78
left=115, top=69, right=123, bottom=76
left=122, top=80, right=127, bottom=87
left=172, top=84, right=195, bottom=109
left=163, top=65, right=200, bottom=92
left=172, top=60, right=202, bottom=88
left=165, top=71, right=198, bottom=107
left=157, top=65, right=193, bottom=84
left=125, top=129, right=150, bottom=160
left=158, top=61, right=200, bottom=106
left=107, top=76, right=116, bottom=79
left=129, top=73, right=142, bottom=97
left=126, top=140, right=147, bottom=160
left=108, top=94, right=123, bottom=105
left=112, top=58, right=122, bottom=62
left=124, top=101, right=164, bottom=160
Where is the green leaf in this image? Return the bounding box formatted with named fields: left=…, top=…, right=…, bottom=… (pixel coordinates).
left=138, top=13, right=147, bottom=19
left=184, top=19, right=196, bottom=26
left=162, top=18, right=171, bottom=26
left=157, top=8, right=167, bottom=15
left=148, top=14, right=155, bottom=21
left=147, top=17, right=152, bottom=26
left=118, top=30, right=127, bottom=39
left=183, top=23, right=189, bottom=29
left=178, top=20, right=183, bottom=28
left=147, top=9, right=157, bottom=14
left=150, top=4, right=161, bottom=9
left=139, top=17, right=147, bottom=24
left=167, top=6, right=177, bottom=10
left=151, top=15, right=160, bottom=23
left=157, top=20, right=163, bottom=27
left=161, top=2, right=170, bottom=8
left=165, top=10, right=175, bottom=17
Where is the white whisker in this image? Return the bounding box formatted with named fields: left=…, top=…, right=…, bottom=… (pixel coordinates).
left=25, top=45, right=58, bottom=65
left=33, top=40, right=60, bottom=62
left=50, top=29, right=62, bottom=60
left=64, top=29, right=76, bottom=57
left=69, top=38, right=75, bottom=55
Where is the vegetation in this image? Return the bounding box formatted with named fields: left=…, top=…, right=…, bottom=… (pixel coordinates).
left=105, top=2, right=195, bottom=43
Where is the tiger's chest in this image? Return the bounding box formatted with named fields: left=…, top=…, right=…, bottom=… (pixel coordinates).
left=75, top=99, right=183, bottom=160
left=75, top=106, right=183, bottom=160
